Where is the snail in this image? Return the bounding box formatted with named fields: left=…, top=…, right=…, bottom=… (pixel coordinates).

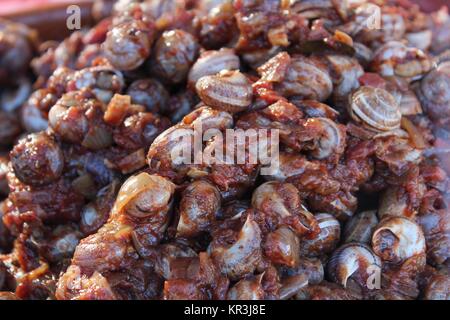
left=49, top=92, right=113, bottom=150
left=80, top=181, right=120, bottom=235
left=154, top=242, right=198, bottom=280
left=281, top=256, right=324, bottom=286
left=300, top=213, right=341, bottom=257
left=418, top=61, right=450, bottom=121
left=68, top=65, right=125, bottom=104
left=309, top=118, right=346, bottom=161
left=406, top=30, right=432, bottom=52
left=113, top=172, right=175, bottom=220
left=188, top=48, right=240, bottom=88
left=264, top=226, right=300, bottom=267
left=208, top=212, right=262, bottom=280
left=417, top=209, right=450, bottom=266
left=72, top=173, right=176, bottom=274
left=196, top=70, right=253, bottom=113
left=10, top=132, right=64, bottom=187
left=372, top=216, right=426, bottom=264
left=20, top=88, right=57, bottom=133
left=176, top=180, right=221, bottom=238
left=103, top=18, right=155, bottom=71
left=55, top=265, right=116, bottom=300
left=327, top=243, right=382, bottom=289
left=323, top=54, right=363, bottom=107
left=275, top=55, right=333, bottom=102
left=146, top=107, right=233, bottom=182
left=279, top=274, right=309, bottom=300
left=150, top=29, right=199, bottom=84
left=251, top=181, right=320, bottom=237
left=371, top=41, right=432, bottom=80
left=353, top=42, right=373, bottom=68
left=226, top=273, right=265, bottom=300
left=378, top=186, right=418, bottom=220
left=289, top=99, right=339, bottom=120
left=349, top=86, right=402, bottom=132
left=218, top=200, right=250, bottom=220
left=126, top=78, right=169, bottom=113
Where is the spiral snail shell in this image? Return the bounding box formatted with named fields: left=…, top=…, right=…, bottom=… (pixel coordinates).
left=196, top=70, right=253, bottom=113
left=327, top=243, right=381, bottom=288
left=300, top=213, right=341, bottom=257
left=188, top=48, right=240, bottom=88
left=418, top=61, right=450, bottom=121
left=371, top=216, right=426, bottom=264
left=309, top=118, right=346, bottom=160
left=349, top=86, right=402, bottom=132
left=208, top=213, right=262, bottom=280
left=113, top=172, right=176, bottom=219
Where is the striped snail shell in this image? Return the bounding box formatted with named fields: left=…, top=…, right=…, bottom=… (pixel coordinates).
left=349, top=86, right=401, bottom=132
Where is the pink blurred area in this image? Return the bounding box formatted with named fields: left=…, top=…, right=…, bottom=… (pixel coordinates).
left=0, top=0, right=92, bottom=16
left=0, top=0, right=448, bottom=17
left=0, top=0, right=95, bottom=40
left=414, top=0, right=450, bottom=12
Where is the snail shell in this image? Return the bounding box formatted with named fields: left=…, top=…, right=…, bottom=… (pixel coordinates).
left=218, top=200, right=250, bottom=220
left=418, top=61, right=450, bottom=121
left=379, top=13, right=406, bottom=42
left=252, top=181, right=299, bottom=218
left=372, top=216, right=426, bottom=264
left=324, top=55, right=363, bottom=105
left=48, top=93, right=89, bottom=143
left=70, top=66, right=125, bottom=103
left=147, top=106, right=233, bottom=180
left=226, top=273, right=265, bottom=300
left=289, top=99, right=339, bottom=120
left=196, top=70, right=253, bottom=113
left=310, top=118, right=346, bottom=160
left=349, top=86, right=401, bottom=132
left=188, top=48, right=240, bottom=88
left=378, top=186, right=417, bottom=220
left=264, top=226, right=300, bottom=267
left=300, top=213, right=341, bottom=257
left=327, top=243, right=381, bottom=288
left=279, top=274, right=308, bottom=300
left=371, top=41, right=431, bottom=79
left=251, top=181, right=320, bottom=237
left=281, top=256, right=324, bottom=286
left=276, top=55, right=333, bottom=102
left=10, top=132, right=64, bottom=187
left=113, top=172, right=176, bottom=218
left=176, top=180, right=221, bottom=238
left=397, top=89, right=422, bottom=116
left=208, top=213, right=262, bottom=280
left=103, top=19, right=153, bottom=71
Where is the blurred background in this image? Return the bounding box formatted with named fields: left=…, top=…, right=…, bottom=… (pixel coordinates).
left=0, top=0, right=95, bottom=40
left=0, top=0, right=449, bottom=40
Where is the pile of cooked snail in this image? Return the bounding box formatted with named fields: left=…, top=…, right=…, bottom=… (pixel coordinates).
left=0, top=0, right=449, bottom=300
